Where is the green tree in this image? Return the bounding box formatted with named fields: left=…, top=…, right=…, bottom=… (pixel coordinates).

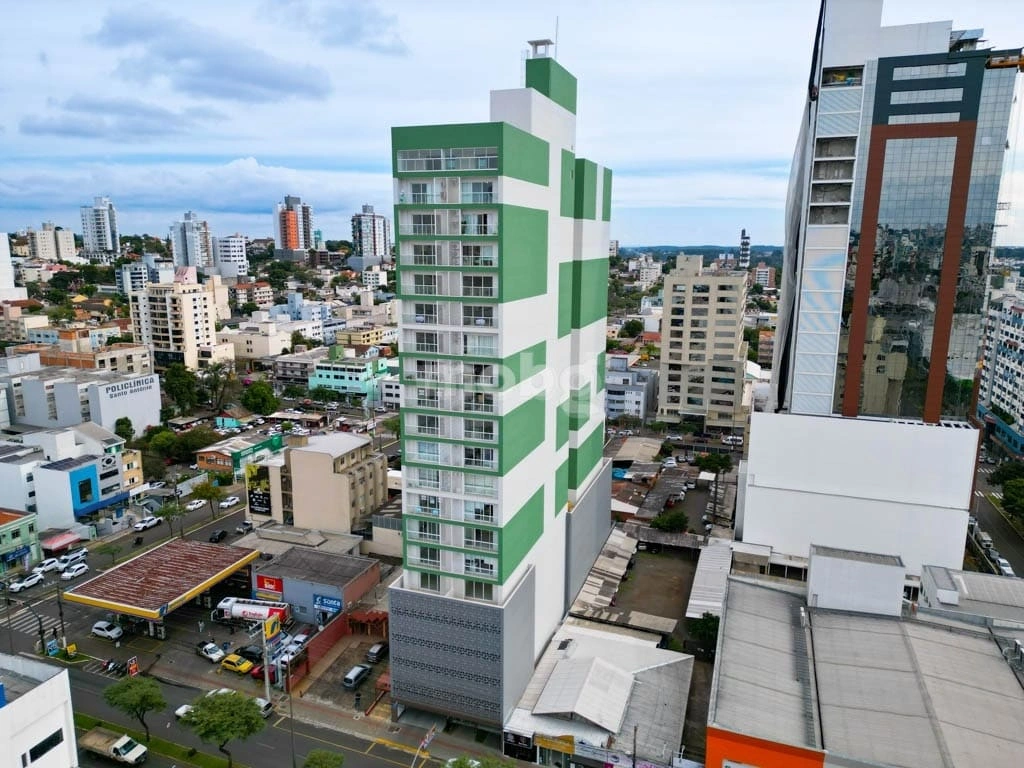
left=989, top=403, right=1015, bottom=425
left=1003, top=478, right=1024, bottom=519
left=114, top=417, right=135, bottom=442
left=304, top=750, right=345, bottom=768
left=192, top=480, right=224, bottom=520
left=688, top=611, right=720, bottom=656
left=142, top=452, right=167, bottom=481
left=240, top=301, right=259, bottom=315
left=155, top=501, right=188, bottom=538
left=95, top=542, right=123, bottom=565
left=282, top=384, right=308, bottom=399
left=179, top=690, right=264, bottom=768
left=200, top=362, right=232, bottom=411
left=164, top=363, right=199, bottom=414
left=240, top=381, right=281, bottom=415
left=281, top=421, right=294, bottom=432
left=149, top=431, right=179, bottom=460
left=750, top=283, right=764, bottom=295
left=620, top=319, right=643, bottom=338
left=991, top=460, right=1024, bottom=487
left=381, top=416, right=400, bottom=438
left=176, top=426, right=221, bottom=459
left=103, top=676, right=167, bottom=743
left=309, top=386, right=338, bottom=403
left=650, top=508, right=689, bottom=532
left=81, top=284, right=98, bottom=297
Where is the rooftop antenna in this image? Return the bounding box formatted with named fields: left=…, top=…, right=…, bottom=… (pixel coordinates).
left=554, top=16, right=559, bottom=59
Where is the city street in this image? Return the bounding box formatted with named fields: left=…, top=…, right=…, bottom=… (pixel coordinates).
left=972, top=465, right=1024, bottom=575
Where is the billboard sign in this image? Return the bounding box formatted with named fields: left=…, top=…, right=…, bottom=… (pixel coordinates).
left=256, top=574, right=283, bottom=596
left=313, top=594, right=343, bottom=614
left=246, top=464, right=272, bottom=516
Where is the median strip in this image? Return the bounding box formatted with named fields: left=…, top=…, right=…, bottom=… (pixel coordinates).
left=73, top=712, right=238, bottom=768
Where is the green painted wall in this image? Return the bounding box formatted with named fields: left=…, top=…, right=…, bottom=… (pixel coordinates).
left=501, top=341, right=547, bottom=390
left=574, top=159, right=598, bottom=221
left=568, top=424, right=605, bottom=490
left=502, top=124, right=550, bottom=186
left=602, top=167, right=613, bottom=222
left=596, top=352, right=606, bottom=392
left=525, top=58, right=578, bottom=114
left=499, top=394, right=546, bottom=473
left=392, top=123, right=502, bottom=173
left=560, top=150, right=576, bottom=218
left=554, top=459, right=569, bottom=516
left=556, top=397, right=569, bottom=450
left=568, top=384, right=591, bottom=432
left=572, top=258, right=610, bottom=330
left=500, top=486, right=545, bottom=581
left=557, top=262, right=575, bottom=338
left=499, top=206, right=548, bottom=301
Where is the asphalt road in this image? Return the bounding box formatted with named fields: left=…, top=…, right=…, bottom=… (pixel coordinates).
left=972, top=466, right=1024, bottom=575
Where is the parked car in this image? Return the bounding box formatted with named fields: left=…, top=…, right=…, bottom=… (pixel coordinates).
left=32, top=558, right=60, bottom=574
left=662, top=458, right=678, bottom=469
left=342, top=664, right=371, bottom=689
left=366, top=641, right=389, bottom=663
left=221, top=654, right=255, bottom=675
left=219, top=496, right=240, bottom=509
left=196, top=641, right=226, bottom=663
left=60, top=562, right=89, bottom=581
left=254, top=697, right=275, bottom=718
left=9, top=571, right=45, bottom=592
left=250, top=663, right=278, bottom=684
left=132, top=516, right=161, bottom=531
left=236, top=520, right=255, bottom=534
left=667, top=434, right=682, bottom=441
left=208, top=529, right=227, bottom=543
left=290, top=633, right=310, bottom=648
left=174, top=704, right=194, bottom=720
left=186, top=499, right=206, bottom=512
left=233, top=645, right=264, bottom=664
left=149, top=481, right=166, bottom=489
left=91, top=621, right=124, bottom=641
left=57, top=548, right=88, bottom=571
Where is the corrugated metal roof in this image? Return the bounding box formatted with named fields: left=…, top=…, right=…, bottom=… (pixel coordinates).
left=533, top=657, right=633, bottom=733
left=686, top=539, right=732, bottom=619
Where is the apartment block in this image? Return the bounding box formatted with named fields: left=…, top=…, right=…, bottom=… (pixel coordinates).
left=307, top=346, right=390, bottom=398
left=8, top=343, right=151, bottom=375
left=604, top=354, right=658, bottom=420
left=0, top=304, right=50, bottom=342
left=27, top=222, right=75, bottom=261
left=388, top=41, right=613, bottom=726
left=212, top=234, right=249, bottom=278
left=268, top=347, right=331, bottom=386
left=757, top=329, right=775, bottom=369
left=228, top=281, right=273, bottom=308
left=80, top=196, right=120, bottom=262
left=658, top=255, right=748, bottom=434
left=274, top=196, right=314, bottom=260
left=169, top=211, right=213, bottom=270
left=752, top=261, right=775, bottom=290
left=351, top=203, right=392, bottom=270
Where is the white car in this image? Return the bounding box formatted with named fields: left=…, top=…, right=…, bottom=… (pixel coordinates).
left=9, top=571, right=45, bottom=592
left=186, top=499, right=206, bottom=512
left=33, top=558, right=60, bottom=575
left=133, top=516, right=161, bottom=531
left=60, top=563, right=89, bottom=581
left=662, top=458, right=678, bottom=469
left=174, top=704, right=194, bottom=720
left=149, top=481, right=166, bottom=489
left=219, top=496, right=240, bottom=509
left=196, top=642, right=226, bottom=663
left=91, top=621, right=124, bottom=641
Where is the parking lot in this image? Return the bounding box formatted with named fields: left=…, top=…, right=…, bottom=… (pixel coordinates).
left=305, top=636, right=388, bottom=709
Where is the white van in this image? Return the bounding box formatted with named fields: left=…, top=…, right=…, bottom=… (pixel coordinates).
left=57, top=548, right=88, bottom=571
left=722, top=435, right=744, bottom=447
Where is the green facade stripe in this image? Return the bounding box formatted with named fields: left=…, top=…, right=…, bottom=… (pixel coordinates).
left=574, top=158, right=598, bottom=221
left=602, top=167, right=613, bottom=222
left=555, top=459, right=569, bottom=516
left=568, top=384, right=591, bottom=432
left=572, top=258, right=610, bottom=330
left=392, top=123, right=502, bottom=174
left=525, top=57, right=578, bottom=114
left=556, top=397, right=570, bottom=450
left=500, top=486, right=545, bottom=581
left=502, top=340, right=547, bottom=390
left=500, top=206, right=548, bottom=301
left=560, top=150, right=576, bottom=218
left=502, top=124, right=550, bottom=186
left=596, top=352, right=607, bottom=392
left=557, top=262, right=574, bottom=338
left=499, top=394, right=546, bottom=473
left=568, top=423, right=605, bottom=491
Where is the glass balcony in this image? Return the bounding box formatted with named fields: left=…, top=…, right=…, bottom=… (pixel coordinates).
left=464, top=344, right=497, bottom=357
left=408, top=530, right=441, bottom=543
left=464, top=429, right=495, bottom=442
left=464, top=563, right=497, bottom=578
left=462, top=192, right=494, bottom=204
left=408, top=370, right=440, bottom=382
left=464, top=456, right=496, bottom=470
left=415, top=343, right=439, bottom=354
left=464, top=538, right=497, bottom=552
left=462, top=374, right=495, bottom=386
left=464, top=480, right=497, bottom=497
left=400, top=224, right=437, bottom=236
left=409, top=505, right=441, bottom=517
left=413, top=558, right=441, bottom=570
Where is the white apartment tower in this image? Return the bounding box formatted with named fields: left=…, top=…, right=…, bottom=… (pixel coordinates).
left=212, top=234, right=250, bottom=278
left=658, top=255, right=748, bottom=434
left=738, top=228, right=751, bottom=269
left=351, top=204, right=392, bottom=267
left=80, top=196, right=120, bottom=261
left=27, top=223, right=75, bottom=261
left=129, top=279, right=234, bottom=370
left=169, top=211, right=213, bottom=271
left=388, top=40, right=613, bottom=726
left=0, top=234, right=27, bottom=302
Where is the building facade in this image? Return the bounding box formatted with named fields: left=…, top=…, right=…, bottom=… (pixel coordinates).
left=752, top=261, right=775, bottom=290
left=738, top=228, right=751, bottom=269
left=80, top=196, right=120, bottom=262
left=129, top=279, right=235, bottom=369
left=274, top=196, right=314, bottom=259
left=0, top=655, right=78, bottom=768
left=773, top=1, right=1021, bottom=423
left=977, top=286, right=1024, bottom=455
left=228, top=282, right=274, bottom=309
left=27, top=223, right=75, bottom=262
left=657, top=255, right=749, bottom=434
left=351, top=204, right=392, bottom=269
left=0, top=509, right=41, bottom=574
left=197, top=434, right=284, bottom=480
left=604, top=354, right=658, bottom=420
left=169, top=211, right=213, bottom=270
left=307, top=347, right=390, bottom=398
left=9, top=343, right=152, bottom=375
left=212, top=234, right=249, bottom=278
left=0, top=235, right=26, bottom=302
left=0, top=304, right=49, bottom=341
left=388, top=43, right=613, bottom=726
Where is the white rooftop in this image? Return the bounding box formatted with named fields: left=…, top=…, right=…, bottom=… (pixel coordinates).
left=290, top=431, right=369, bottom=457
left=686, top=538, right=732, bottom=619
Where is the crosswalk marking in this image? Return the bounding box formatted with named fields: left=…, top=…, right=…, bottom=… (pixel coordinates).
left=81, top=659, right=127, bottom=678
left=975, top=490, right=1005, bottom=499
left=2, top=611, right=61, bottom=635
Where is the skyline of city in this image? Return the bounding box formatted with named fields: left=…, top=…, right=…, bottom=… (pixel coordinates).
left=2, top=0, right=1023, bottom=246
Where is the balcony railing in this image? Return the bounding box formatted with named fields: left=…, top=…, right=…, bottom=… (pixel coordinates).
left=464, top=480, right=497, bottom=497
left=415, top=343, right=439, bottom=354
left=410, top=425, right=441, bottom=436
left=408, top=530, right=441, bottom=543
left=467, top=512, right=495, bottom=525
left=464, top=564, right=497, bottom=578
left=415, top=398, right=440, bottom=409
left=464, top=538, right=497, bottom=552
left=413, top=558, right=441, bottom=570
left=408, top=370, right=440, bottom=382
left=464, top=315, right=495, bottom=327
left=464, top=344, right=498, bottom=357
left=409, top=505, right=441, bottom=517
left=462, top=374, right=496, bottom=386
left=464, top=429, right=495, bottom=442
left=462, top=286, right=495, bottom=298
left=461, top=224, right=497, bottom=236
left=400, top=224, right=437, bottom=236
left=462, top=193, right=494, bottom=204
left=464, top=456, right=497, bottom=470
left=408, top=451, right=441, bottom=464
left=404, top=313, right=439, bottom=325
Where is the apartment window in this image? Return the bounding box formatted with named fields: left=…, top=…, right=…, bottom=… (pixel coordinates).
left=465, top=363, right=495, bottom=386
left=419, top=572, right=440, bottom=591
left=464, top=418, right=495, bottom=441
left=462, top=275, right=494, bottom=298
left=417, top=468, right=440, bottom=489
left=410, top=182, right=433, bottom=203
left=465, top=528, right=495, bottom=551
left=417, top=495, right=440, bottom=515
left=465, top=556, right=495, bottom=577
left=415, top=441, right=440, bottom=462
left=415, top=331, right=439, bottom=353
left=416, top=414, right=440, bottom=435
left=419, top=546, right=440, bottom=567
left=77, top=479, right=94, bottom=504
left=461, top=212, right=493, bottom=236
left=464, top=391, right=494, bottom=413
left=412, top=244, right=437, bottom=265
left=465, top=580, right=493, bottom=601
left=464, top=446, right=496, bottom=469
left=414, top=520, right=440, bottom=542
left=413, top=360, right=438, bottom=381
left=461, top=181, right=494, bottom=204
left=412, top=274, right=437, bottom=296
left=461, top=245, right=495, bottom=267
left=465, top=501, right=495, bottom=523
left=28, top=730, right=64, bottom=763
left=463, top=305, right=494, bottom=327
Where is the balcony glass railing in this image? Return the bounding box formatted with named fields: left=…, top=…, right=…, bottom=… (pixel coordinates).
left=415, top=344, right=439, bottom=353
left=464, top=538, right=497, bottom=551
left=463, top=400, right=494, bottom=414
left=413, top=558, right=442, bottom=570
left=412, top=425, right=441, bottom=436
left=464, top=563, right=497, bottom=578
left=462, top=374, right=495, bottom=386
left=464, top=456, right=497, bottom=470
left=410, top=506, right=441, bottom=517
left=411, top=286, right=438, bottom=296
left=464, top=345, right=497, bottom=357
left=463, top=315, right=495, bottom=327
left=415, top=399, right=440, bottom=409
left=464, top=480, right=497, bottom=497
left=464, top=429, right=495, bottom=442
left=462, top=193, right=494, bottom=204
left=409, top=530, right=441, bottom=543
left=467, top=512, right=495, bottom=525
left=462, top=286, right=495, bottom=298
left=400, top=224, right=437, bottom=235
left=408, top=370, right=440, bottom=381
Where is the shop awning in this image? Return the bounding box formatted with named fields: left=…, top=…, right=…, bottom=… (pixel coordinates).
left=40, top=532, right=81, bottom=550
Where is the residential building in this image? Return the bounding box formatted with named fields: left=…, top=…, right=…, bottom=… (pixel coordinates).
left=26, top=222, right=75, bottom=261
left=0, top=236, right=28, bottom=302
left=706, top=554, right=1024, bottom=768
left=27, top=324, right=124, bottom=351
left=380, top=374, right=402, bottom=408
left=196, top=433, right=284, bottom=481
left=738, top=228, right=751, bottom=269
left=332, top=325, right=393, bottom=347
left=129, top=278, right=235, bottom=369
left=15, top=261, right=68, bottom=287
left=978, top=286, right=1024, bottom=455
left=388, top=41, right=613, bottom=726
left=249, top=432, right=387, bottom=531
left=169, top=211, right=212, bottom=270
left=79, top=196, right=120, bottom=262
left=307, top=346, right=390, bottom=398
left=211, top=234, right=249, bottom=278
left=268, top=346, right=331, bottom=387
left=756, top=329, right=775, bottom=369
left=228, top=281, right=274, bottom=309
left=737, top=411, right=976, bottom=576
left=350, top=204, right=392, bottom=270
left=751, top=261, right=775, bottom=290
left=608, top=239, right=618, bottom=259
left=657, top=255, right=748, bottom=434
left=772, top=2, right=1021, bottom=422
left=274, top=195, right=314, bottom=260
left=0, top=356, right=159, bottom=438
left=115, top=262, right=149, bottom=295
left=604, top=354, right=658, bottom=420
left=361, top=265, right=388, bottom=289
left=635, top=254, right=662, bottom=291
left=0, top=655, right=78, bottom=768
left=217, top=313, right=311, bottom=360
left=0, top=304, right=49, bottom=342
left=0, top=509, right=41, bottom=574
left=8, top=343, right=151, bottom=375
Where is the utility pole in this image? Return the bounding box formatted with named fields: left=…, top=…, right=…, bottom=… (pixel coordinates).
left=2, top=577, right=14, bottom=654
left=56, top=582, right=66, bottom=647
left=632, top=724, right=638, bottom=768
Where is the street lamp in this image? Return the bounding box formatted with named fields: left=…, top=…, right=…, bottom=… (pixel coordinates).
left=55, top=582, right=66, bottom=646
left=285, top=657, right=297, bottom=768
left=1, top=576, right=15, bottom=654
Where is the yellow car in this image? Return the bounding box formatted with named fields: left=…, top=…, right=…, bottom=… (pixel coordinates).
left=220, top=654, right=255, bottom=675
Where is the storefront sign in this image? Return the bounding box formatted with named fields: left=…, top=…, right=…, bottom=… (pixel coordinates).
left=534, top=734, right=575, bottom=754
left=127, top=656, right=140, bottom=676
left=264, top=616, right=280, bottom=640
left=313, top=594, right=343, bottom=614
left=256, top=574, right=283, bottom=595
left=103, top=376, right=157, bottom=400
left=2, top=545, right=31, bottom=563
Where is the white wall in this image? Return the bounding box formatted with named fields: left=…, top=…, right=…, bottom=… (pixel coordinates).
left=807, top=549, right=905, bottom=616
left=741, top=412, right=977, bottom=574
left=0, top=659, right=77, bottom=768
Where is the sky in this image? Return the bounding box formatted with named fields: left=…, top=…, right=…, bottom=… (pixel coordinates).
left=1, top=0, right=1023, bottom=247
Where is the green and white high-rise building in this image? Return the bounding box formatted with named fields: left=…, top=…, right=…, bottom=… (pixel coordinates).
left=388, top=40, right=613, bottom=726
